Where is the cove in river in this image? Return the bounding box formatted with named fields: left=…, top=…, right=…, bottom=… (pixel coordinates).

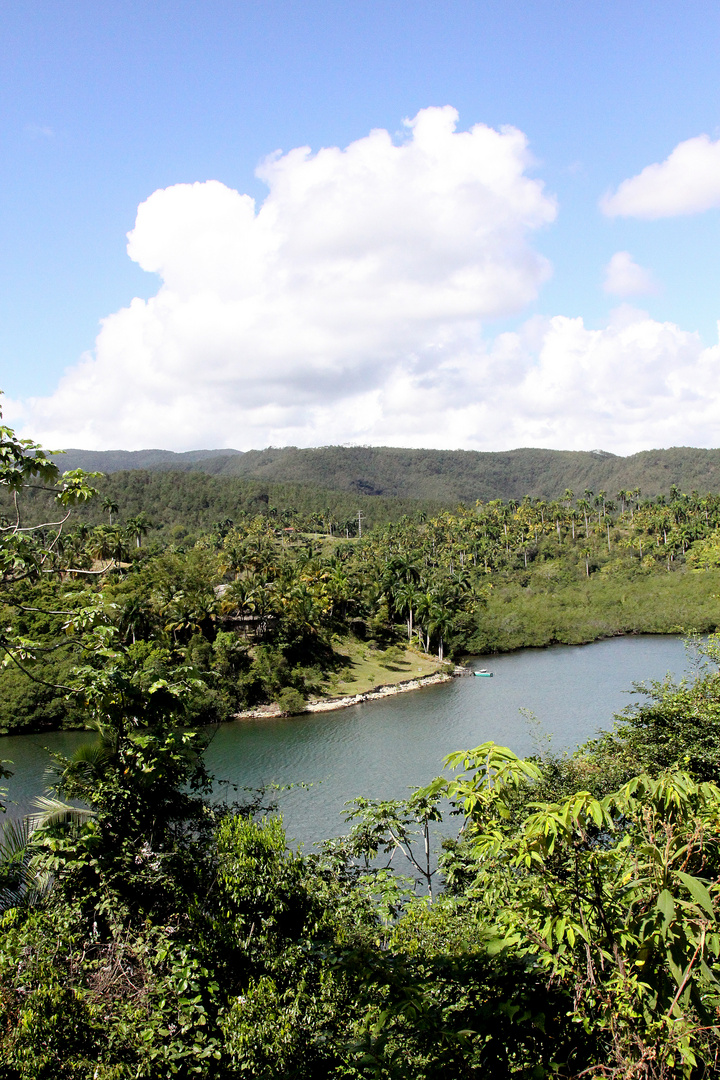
left=1, top=635, right=702, bottom=848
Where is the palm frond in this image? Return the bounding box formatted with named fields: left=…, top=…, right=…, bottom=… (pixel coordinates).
left=0, top=816, right=41, bottom=912
left=28, top=796, right=96, bottom=832
left=0, top=816, right=32, bottom=863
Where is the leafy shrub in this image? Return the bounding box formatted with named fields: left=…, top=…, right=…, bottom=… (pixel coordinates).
left=276, top=687, right=305, bottom=716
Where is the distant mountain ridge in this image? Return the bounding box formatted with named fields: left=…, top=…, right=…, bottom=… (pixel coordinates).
left=54, top=447, right=244, bottom=472
left=52, top=444, right=720, bottom=502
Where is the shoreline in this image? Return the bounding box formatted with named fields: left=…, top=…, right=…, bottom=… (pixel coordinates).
left=231, top=667, right=458, bottom=720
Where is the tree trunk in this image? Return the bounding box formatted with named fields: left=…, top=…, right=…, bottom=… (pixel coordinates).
left=424, top=819, right=433, bottom=904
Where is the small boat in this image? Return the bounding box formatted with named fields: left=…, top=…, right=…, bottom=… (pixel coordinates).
left=473, top=669, right=493, bottom=678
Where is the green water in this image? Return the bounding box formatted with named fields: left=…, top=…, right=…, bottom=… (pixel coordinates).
left=1, top=635, right=699, bottom=846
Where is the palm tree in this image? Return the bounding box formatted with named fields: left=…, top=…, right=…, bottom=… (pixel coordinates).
left=414, top=590, right=435, bottom=653
left=394, top=579, right=420, bottom=641
left=70, top=522, right=91, bottom=546
left=577, top=498, right=591, bottom=538
left=162, top=590, right=217, bottom=644
left=221, top=536, right=246, bottom=580
left=580, top=544, right=592, bottom=577
left=630, top=487, right=641, bottom=521
left=126, top=513, right=151, bottom=549
left=117, top=595, right=154, bottom=644
left=87, top=525, right=114, bottom=564
left=102, top=496, right=119, bottom=525
left=326, top=565, right=351, bottom=622
left=107, top=526, right=128, bottom=564
left=382, top=555, right=421, bottom=638
left=428, top=604, right=455, bottom=662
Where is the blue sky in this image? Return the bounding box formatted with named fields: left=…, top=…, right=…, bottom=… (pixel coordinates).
left=2, top=1, right=720, bottom=452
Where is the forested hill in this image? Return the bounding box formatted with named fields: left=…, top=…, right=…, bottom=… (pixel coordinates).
left=54, top=444, right=720, bottom=502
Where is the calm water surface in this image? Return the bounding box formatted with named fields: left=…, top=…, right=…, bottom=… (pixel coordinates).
left=1, top=635, right=700, bottom=846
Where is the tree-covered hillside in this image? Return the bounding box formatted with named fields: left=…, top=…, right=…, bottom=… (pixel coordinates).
left=55, top=444, right=720, bottom=502
left=6, top=470, right=449, bottom=542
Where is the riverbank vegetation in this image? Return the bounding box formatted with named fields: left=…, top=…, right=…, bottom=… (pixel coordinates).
left=1, top=414, right=720, bottom=1076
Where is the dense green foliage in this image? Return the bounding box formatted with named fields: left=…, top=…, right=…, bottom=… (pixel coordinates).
left=472, top=568, right=720, bottom=651
left=3, top=469, right=720, bottom=734
left=2, top=665, right=720, bottom=1077
left=3, top=414, right=720, bottom=1076
left=56, top=442, right=720, bottom=502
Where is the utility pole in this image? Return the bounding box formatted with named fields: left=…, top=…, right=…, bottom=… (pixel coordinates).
left=357, top=511, right=364, bottom=539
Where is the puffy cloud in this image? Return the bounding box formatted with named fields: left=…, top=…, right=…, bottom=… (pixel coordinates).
left=15, top=109, right=720, bottom=456
left=18, top=306, right=720, bottom=457
left=315, top=308, right=720, bottom=456
left=603, top=251, right=657, bottom=296
left=19, top=107, right=556, bottom=450
left=475, top=309, right=720, bottom=453
left=601, top=134, right=720, bottom=218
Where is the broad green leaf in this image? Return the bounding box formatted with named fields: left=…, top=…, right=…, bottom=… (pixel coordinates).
left=656, top=889, right=675, bottom=930
left=676, top=870, right=715, bottom=917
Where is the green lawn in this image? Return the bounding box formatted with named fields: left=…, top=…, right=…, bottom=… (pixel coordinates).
left=317, top=638, right=444, bottom=698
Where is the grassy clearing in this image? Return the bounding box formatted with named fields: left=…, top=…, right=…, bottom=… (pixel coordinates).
left=318, top=638, right=444, bottom=698
left=468, top=568, right=720, bottom=653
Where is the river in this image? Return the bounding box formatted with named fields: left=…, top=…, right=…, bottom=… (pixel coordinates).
left=0, top=635, right=702, bottom=847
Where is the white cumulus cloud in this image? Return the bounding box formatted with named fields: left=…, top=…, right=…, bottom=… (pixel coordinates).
left=477, top=309, right=720, bottom=453
left=317, top=308, right=720, bottom=455
left=601, top=134, right=720, bottom=218
left=603, top=251, right=657, bottom=296
left=14, top=109, right=720, bottom=456
left=18, top=106, right=556, bottom=451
